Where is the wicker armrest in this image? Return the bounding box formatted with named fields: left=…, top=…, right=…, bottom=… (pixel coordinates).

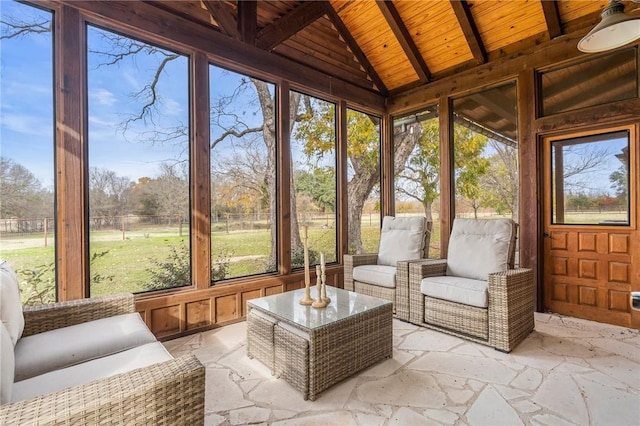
left=344, top=253, right=378, bottom=267
left=408, top=259, right=448, bottom=282
left=408, top=259, right=447, bottom=325
left=0, top=355, right=205, bottom=425
left=343, top=253, right=378, bottom=291
left=22, top=293, right=135, bottom=337
left=488, top=268, right=535, bottom=352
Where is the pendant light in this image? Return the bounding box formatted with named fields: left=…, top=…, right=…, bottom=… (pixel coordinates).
left=578, top=0, right=640, bottom=53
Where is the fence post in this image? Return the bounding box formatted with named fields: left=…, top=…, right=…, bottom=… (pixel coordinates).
left=122, top=216, right=125, bottom=240
left=44, top=218, right=48, bottom=247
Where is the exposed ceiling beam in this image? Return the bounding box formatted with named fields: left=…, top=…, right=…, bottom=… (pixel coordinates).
left=540, top=0, right=562, bottom=40
left=470, top=92, right=517, bottom=124
left=450, top=0, right=487, bottom=65
left=256, top=2, right=327, bottom=51
left=238, top=0, right=257, bottom=45
left=324, top=3, right=389, bottom=95
left=375, top=0, right=431, bottom=83
left=202, top=0, right=239, bottom=39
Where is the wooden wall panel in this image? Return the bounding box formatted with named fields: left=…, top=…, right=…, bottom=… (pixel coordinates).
left=215, top=294, right=238, bottom=323
left=151, top=305, right=181, bottom=338
left=136, top=268, right=342, bottom=340
left=186, top=300, right=211, bottom=330
left=241, top=289, right=262, bottom=317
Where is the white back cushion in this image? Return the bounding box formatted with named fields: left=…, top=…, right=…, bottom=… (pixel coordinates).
left=377, top=216, right=428, bottom=266
left=446, top=219, right=515, bottom=281
left=0, top=261, right=24, bottom=346
left=0, top=322, right=15, bottom=404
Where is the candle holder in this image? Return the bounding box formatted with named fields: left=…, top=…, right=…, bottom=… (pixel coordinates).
left=299, top=226, right=313, bottom=305
left=312, top=266, right=327, bottom=308
left=320, top=267, right=330, bottom=304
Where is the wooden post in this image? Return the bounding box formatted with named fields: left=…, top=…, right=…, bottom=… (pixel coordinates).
left=44, top=217, right=48, bottom=247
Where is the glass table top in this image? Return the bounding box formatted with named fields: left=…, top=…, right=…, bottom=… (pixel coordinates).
left=247, top=286, right=391, bottom=330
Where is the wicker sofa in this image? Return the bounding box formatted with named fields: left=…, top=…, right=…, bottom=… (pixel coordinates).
left=344, top=216, right=431, bottom=321
left=408, top=219, right=535, bottom=352
left=0, top=261, right=204, bottom=425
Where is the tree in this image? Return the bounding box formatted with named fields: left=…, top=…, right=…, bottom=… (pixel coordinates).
left=295, top=168, right=336, bottom=212
left=395, top=120, right=440, bottom=222
left=88, top=167, right=134, bottom=224
left=479, top=140, right=519, bottom=220
left=453, top=124, right=490, bottom=218
left=0, top=157, right=51, bottom=219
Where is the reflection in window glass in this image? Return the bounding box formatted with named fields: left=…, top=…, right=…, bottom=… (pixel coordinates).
left=551, top=131, right=630, bottom=225
left=393, top=107, right=440, bottom=257
left=347, top=109, right=381, bottom=254
left=290, top=91, right=337, bottom=266
left=209, top=66, right=277, bottom=280
left=452, top=82, right=519, bottom=223
left=87, top=26, right=190, bottom=295
left=540, top=49, right=637, bottom=116
left=0, top=2, right=56, bottom=305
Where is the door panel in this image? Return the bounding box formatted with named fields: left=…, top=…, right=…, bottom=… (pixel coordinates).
left=543, top=125, right=639, bottom=329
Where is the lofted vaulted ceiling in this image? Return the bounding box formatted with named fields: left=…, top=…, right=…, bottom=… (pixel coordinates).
left=151, top=1, right=640, bottom=94
left=150, top=0, right=639, bottom=139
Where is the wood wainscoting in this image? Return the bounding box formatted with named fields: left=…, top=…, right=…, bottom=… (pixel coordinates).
left=135, top=268, right=344, bottom=340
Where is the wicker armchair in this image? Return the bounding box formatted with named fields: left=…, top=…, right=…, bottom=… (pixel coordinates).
left=344, top=216, right=431, bottom=321
left=0, top=294, right=205, bottom=425
left=408, top=218, right=534, bottom=352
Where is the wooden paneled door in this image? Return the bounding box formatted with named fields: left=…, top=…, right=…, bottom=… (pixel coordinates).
left=543, top=125, right=639, bottom=329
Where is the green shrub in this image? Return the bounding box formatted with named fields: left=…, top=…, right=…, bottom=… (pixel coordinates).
left=145, top=243, right=231, bottom=291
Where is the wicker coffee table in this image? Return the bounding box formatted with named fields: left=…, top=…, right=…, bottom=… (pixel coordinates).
left=247, top=286, right=392, bottom=400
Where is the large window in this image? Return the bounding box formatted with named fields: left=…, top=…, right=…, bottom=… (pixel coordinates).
left=540, top=48, right=638, bottom=116
left=209, top=66, right=277, bottom=280
left=393, top=107, right=440, bottom=257
left=452, top=82, right=519, bottom=224
left=290, top=91, right=337, bottom=266
left=347, top=109, right=381, bottom=254
left=550, top=130, right=631, bottom=225
left=87, top=26, right=190, bottom=295
left=0, top=2, right=56, bottom=305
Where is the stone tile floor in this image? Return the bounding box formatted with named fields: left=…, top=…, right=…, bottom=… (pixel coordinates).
left=164, top=313, right=640, bottom=425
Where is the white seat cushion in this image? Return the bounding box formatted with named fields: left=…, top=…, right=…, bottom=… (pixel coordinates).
left=14, top=312, right=157, bottom=381
left=377, top=216, right=428, bottom=266
left=0, top=260, right=25, bottom=346
left=446, top=219, right=515, bottom=281
left=0, top=323, right=14, bottom=404
left=11, top=342, right=173, bottom=403
left=421, top=276, right=489, bottom=308
left=353, top=264, right=396, bottom=288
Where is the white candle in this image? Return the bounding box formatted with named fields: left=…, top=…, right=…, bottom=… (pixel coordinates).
left=303, top=226, right=310, bottom=286
left=320, top=252, right=325, bottom=274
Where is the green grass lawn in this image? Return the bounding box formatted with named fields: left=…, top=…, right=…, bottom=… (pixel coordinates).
left=1, top=219, right=441, bottom=303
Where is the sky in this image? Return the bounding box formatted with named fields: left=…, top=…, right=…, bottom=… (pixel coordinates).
left=0, top=0, right=275, bottom=191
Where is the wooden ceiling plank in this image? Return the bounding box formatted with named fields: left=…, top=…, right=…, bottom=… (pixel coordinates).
left=275, top=44, right=376, bottom=91
left=324, top=3, right=389, bottom=95
left=202, top=0, right=239, bottom=39
left=540, top=0, right=563, bottom=40
left=375, top=0, right=431, bottom=83
left=450, top=0, right=487, bottom=65
left=256, top=1, right=327, bottom=51
left=238, top=0, right=257, bottom=45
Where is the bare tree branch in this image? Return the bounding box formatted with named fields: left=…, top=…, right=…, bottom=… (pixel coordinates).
left=0, top=17, right=50, bottom=39
left=210, top=126, right=263, bottom=149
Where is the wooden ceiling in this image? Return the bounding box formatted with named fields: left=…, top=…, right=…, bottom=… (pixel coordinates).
left=147, top=0, right=640, bottom=98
